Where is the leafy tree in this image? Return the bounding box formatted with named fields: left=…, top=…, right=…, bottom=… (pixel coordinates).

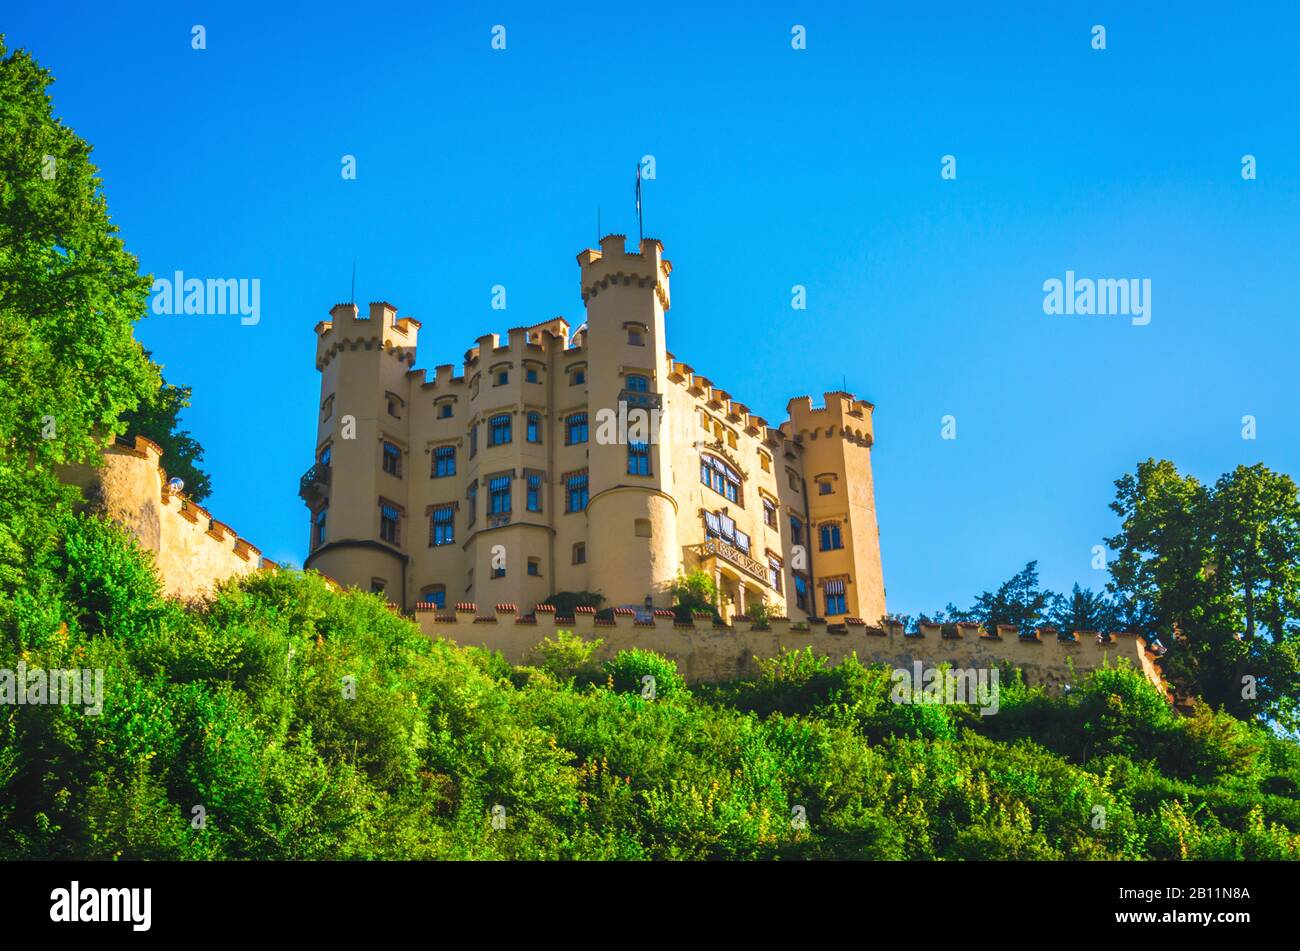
left=938, top=561, right=1055, bottom=634
left=0, top=38, right=158, bottom=625
left=670, top=569, right=719, bottom=622
left=118, top=367, right=212, bottom=502
left=1047, top=584, right=1125, bottom=633
left=1106, top=459, right=1300, bottom=726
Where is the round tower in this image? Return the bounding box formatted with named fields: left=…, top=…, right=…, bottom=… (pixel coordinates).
left=302, top=301, right=421, bottom=605
left=577, top=235, right=680, bottom=609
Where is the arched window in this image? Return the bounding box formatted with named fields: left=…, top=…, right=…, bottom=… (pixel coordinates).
left=699, top=454, right=741, bottom=504
left=626, top=374, right=650, bottom=392
left=420, top=584, right=446, bottom=610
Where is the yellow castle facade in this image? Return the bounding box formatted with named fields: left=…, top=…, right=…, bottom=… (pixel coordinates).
left=299, top=235, right=887, bottom=625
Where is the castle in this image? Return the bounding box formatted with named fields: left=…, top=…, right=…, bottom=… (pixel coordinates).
left=56, top=234, right=1168, bottom=695
left=300, top=235, right=886, bottom=626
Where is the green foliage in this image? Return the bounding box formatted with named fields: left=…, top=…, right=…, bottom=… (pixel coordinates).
left=1106, top=458, right=1300, bottom=727
left=671, top=569, right=719, bottom=622
left=605, top=649, right=687, bottom=700
left=118, top=369, right=212, bottom=502
left=542, top=591, right=604, bottom=615
left=0, top=514, right=1297, bottom=861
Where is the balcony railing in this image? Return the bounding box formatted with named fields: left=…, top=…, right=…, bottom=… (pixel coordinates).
left=299, top=462, right=332, bottom=502
left=695, top=538, right=771, bottom=587
left=620, top=389, right=662, bottom=411
left=488, top=512, right=511, bottom=528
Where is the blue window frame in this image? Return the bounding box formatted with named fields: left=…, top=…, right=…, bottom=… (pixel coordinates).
left=380, top=504, right=401, bottom=545
left=790, top=516, right=803, bottom=546
left=526, top=472, right=542, bottom=512
left=627, top=441, right=651, bottom=476
left=700, top=455, right=740, bottom=503
left=825, top=592, right=847, bottom=615
left=489, top=475, right=511, bottom=514
left=566, top=471, right=589, bottom=513
left=626, top=374, right=649, bottom=392
left=566, top=413, right=588, bottom=445
left=819, top=522, right=843, bottom=551
left=794, top=574, right=808, bottom=612
left=382, top=442, right=401, bottom=477
left=313, top=506, right=327, bottom=547
left=467, top=483, right=477, bottom=526
left=423, top=587, right=446, bottom=610
left=525, top=367, right=539, bottom=383
left=319, top=445, right=331, bottom=466
left=489, top=413, right=511, bottom=446
left=433, top=445, right=455, bottom=478
left=527, top=412, right=541, bottom=443
left=430, top=505, right=454, bottom=546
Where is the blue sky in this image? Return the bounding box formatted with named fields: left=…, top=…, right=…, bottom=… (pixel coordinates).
left=9, top=2, right=1299, bottom=617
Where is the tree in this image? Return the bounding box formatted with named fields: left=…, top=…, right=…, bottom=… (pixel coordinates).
left=945, top=561, right=1055, bottom=634
left=118, top=368, right=212, bottom=502
left=0, top=39, right=158, bottom=621
left=1106, top=458, right=1300, bottom=726
left=671, top=570, right=719, bottom=622
left=1046, top=584, right=1126, bottom=634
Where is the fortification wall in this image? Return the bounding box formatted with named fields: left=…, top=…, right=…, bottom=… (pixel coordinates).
left=414, top=604, right=1166, bottom=692
left=62, top=436, right=271, bottom=600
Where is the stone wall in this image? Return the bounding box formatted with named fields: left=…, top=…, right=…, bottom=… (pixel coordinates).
left=62, top=436, right=270, bottom=600
left=415, top=604, right=1168, bottom=692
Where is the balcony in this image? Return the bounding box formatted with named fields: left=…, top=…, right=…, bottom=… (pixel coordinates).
left=488, top=513, right=512, bottom=528
left=620, top=389, right=662, bottom=411
left=694, top=538, right=771, bottom=587
left=299, top=462, right=331, bottom=504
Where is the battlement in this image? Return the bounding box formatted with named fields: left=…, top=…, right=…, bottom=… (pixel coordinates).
left=577, top=234, right=672, bottom=310
left=667, top=356, right=787, bottom=446
left=315, top=301, right=421, bottom=371
left=412, top=603, right=1167, bottom=690
left=62, top=435, right=274, bottom=601
left=782, top=391, right=875, bottom=445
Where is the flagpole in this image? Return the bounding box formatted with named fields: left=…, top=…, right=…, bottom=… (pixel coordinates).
left=635, top=163, right=643, bottom=243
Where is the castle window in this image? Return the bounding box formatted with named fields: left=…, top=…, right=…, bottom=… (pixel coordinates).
left=371, top=578, right=386, bottom=594
left=319, top=445, right=331, bottom=466
left=387, top=398, right=400, bottom=418
left=818, top=480, right=833, bottom=496
left=489, top=414, right=512, bottom=446
left=763, top=499, right=776, bottom=528
left=572, top=542, right=586, bottom=564
left=571, top=368, right=586, bottom=386
left=321, top=394, right=334, bottom=423
left=527, top=557, right=541, bottom=576
left=823, top=578, right=847, bottom=616
left=565, top=471, right=589, bottom=513
left=700, top=454, right=741, bottom=504
left=526, top=367, right=539, bottom=384
left=819, top=522, right=843, bottom=552
left=380, top=503, right=401, bottom=546
left=527, top=412, right=541, bottom=443
left=495, top=370, right=509, bottom=386
left=438, top=403, right=453, bottom=419
left=489, top=474, right=512, bottom=515
left=430, top=505, right=455, bottom=547
left=382, top=442, right=402, bottom=478
left=794, top=574, right=809, bottom=612
left=758, top=452, right=771, bottom=473
left=627, top=441, right=651, bottom=476
left=469, top=423, right=478, bottom=458
left=313, top=505, right=327, bottom=548
left=768, top=556, right=783, bottom=593
left=565, top=413, right=588, bottom=445
left=700, top=410, right=710, bottom=431
left=626, top=374, right=649, bottom=392
left=433, top=445, right=456, bottom=478
left=705, top=510, right=743, bottom=552
left=790, top=515, right=804, bottom=546
left=727, top=431, right=738, bottom=450
left=421, top=584, right=446, bottom=610
left=492, top=564, right=506, bottom=579
left=628, top=329, right=644, bottom=346
left=634, top=518, right=652, bottom=538
left=526, top=471, right=542, bottom=512
left=467, top=483, right=477, bottom=527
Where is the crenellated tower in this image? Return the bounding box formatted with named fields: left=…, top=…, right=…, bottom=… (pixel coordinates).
left=576, top=235, right=680, bottom=609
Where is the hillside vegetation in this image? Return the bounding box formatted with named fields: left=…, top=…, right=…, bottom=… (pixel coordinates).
left=2, top=514, right=1297, bottom=860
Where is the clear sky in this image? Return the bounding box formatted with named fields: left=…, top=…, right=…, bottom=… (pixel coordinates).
left=8, top=2, right=1298, bottom=617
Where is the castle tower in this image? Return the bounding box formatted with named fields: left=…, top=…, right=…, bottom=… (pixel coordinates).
left=302, top=301, right=421, bottom=604
left=783, top=393, right=886, bottom=623
left=576, top=235, right=680, bottom=609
